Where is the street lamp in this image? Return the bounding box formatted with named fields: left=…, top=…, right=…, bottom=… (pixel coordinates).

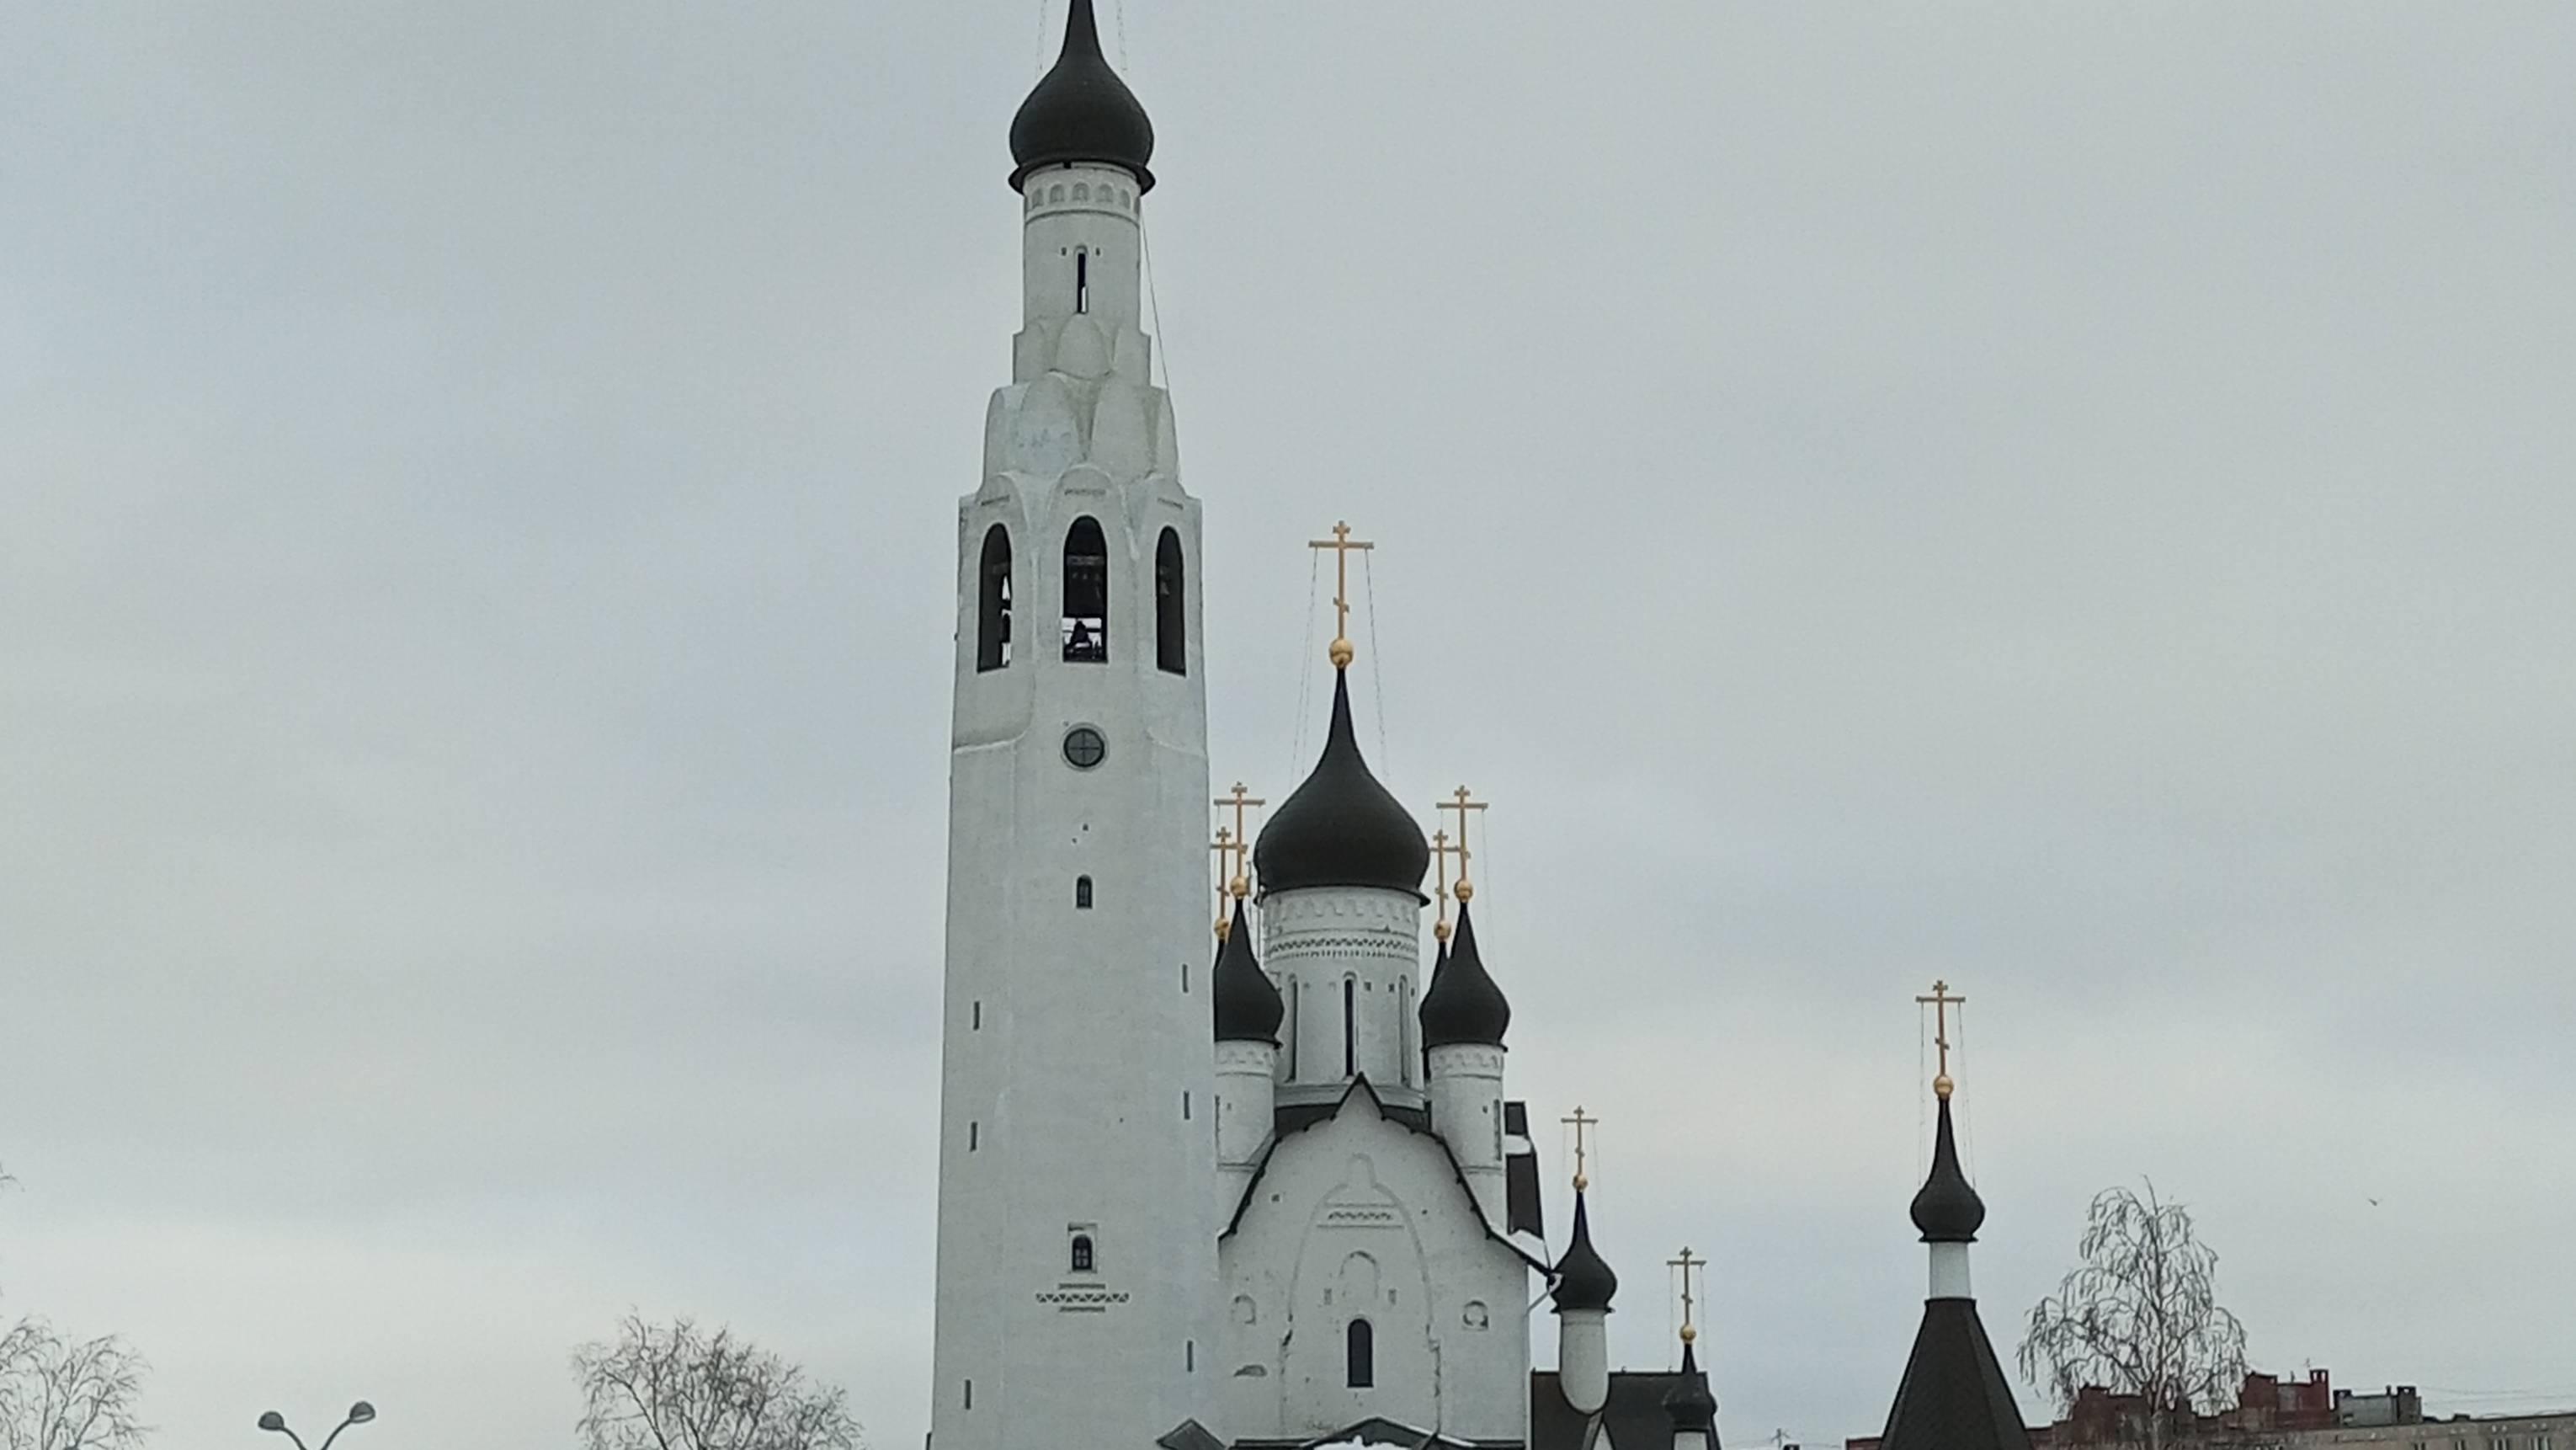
left=258, top=1401, right=375, bottom=1450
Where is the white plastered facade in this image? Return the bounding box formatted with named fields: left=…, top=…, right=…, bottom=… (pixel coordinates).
left=931, top=160, right=1219, bottom=1450
left=1218, top=1085, right=1536, bottom=1446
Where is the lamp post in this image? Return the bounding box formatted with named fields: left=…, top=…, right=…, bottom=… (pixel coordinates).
left=258, top=1401, right=375, bottom=1450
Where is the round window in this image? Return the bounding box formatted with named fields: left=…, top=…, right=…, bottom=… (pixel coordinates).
left=1062, top=726, right=1107, bottom=770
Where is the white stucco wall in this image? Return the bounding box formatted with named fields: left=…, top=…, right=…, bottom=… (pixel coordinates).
left=929, top=169, right=1218, bottom=1450
left=1262, top=886, right=1425, bottom=1108
left=1218, top=1097, right=1533, bottom=1447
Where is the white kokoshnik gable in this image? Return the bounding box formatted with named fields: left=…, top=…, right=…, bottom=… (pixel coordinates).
left=931, top=5, right=1218, bottom=1449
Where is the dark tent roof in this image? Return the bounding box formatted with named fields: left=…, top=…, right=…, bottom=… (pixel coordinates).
left=1878, top=1298, right=2035, bottom=1450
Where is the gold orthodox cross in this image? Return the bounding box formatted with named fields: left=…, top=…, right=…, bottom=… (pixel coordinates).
left=1916, top=978, right=1965, bottom=1100
left=1561, top=1105, right=1598, bottom=1191
left=1669, top=1246, right=1706, bottom=1345
left=1429, top=829, right=1465, bottom=941
left=1209, top=828, right=1239, bottom=938
left=1215, top=782, right=1264, bottom=899
left=1440, top=786, right=1488, bottom=903
left=1307, top=520, right=1374, bottom=669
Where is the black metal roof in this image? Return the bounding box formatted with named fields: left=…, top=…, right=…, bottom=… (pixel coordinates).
left=1663, top=1343, right=1719, bottom=1434
left=1531, top=1367, right=1721, bottom=1450
left=1211, top=901, right=1284, bottom=1044
left=1877, top=1298, right=2035, bottom=1450
left=1549, top=1191, right=1618, bottom=1314
left=1223, top=1076, right=1549, bottom=1273
left=1910, top=1095, right=1986, bottom=1243
left=1254, top=668, right=1429, bottom=900
left=1418, top=901, right=1509, bottom=1048
left=1008, top=0, right=1156, bottom=193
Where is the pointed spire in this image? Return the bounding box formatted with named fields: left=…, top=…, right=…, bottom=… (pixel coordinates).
left=1549, top=1191, right=1618, bottom=1314
left=1211, top=900, right=1283, bottom=1046
left=1880, top=986, right=2032, bottom=1450
left=1663, top=1341, right=1719, bottom=1433
left=1419, top=900, right=1509, bottom=1048
left=1253, top=669, right=1430, bottom=898
left=1009, top=0, right=1156, bottom=193
left=1911, top=1094, right=1986, bottom=1244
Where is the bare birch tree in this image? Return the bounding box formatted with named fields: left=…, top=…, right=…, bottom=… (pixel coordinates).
left=572, top=1314, right=861, bottom=1450
left=0, top=1318, right=151, bottom=1450
left=2018, top=1182, right=2248, bottom=1449
left=0, top=1166, right=151, bottom=1450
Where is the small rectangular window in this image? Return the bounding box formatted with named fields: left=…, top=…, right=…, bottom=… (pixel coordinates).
left=1186, top=1339, right=1195, bottom=1372
left=1183, top=1090, right=1192, bottom=1121
left=968, top=1121, right=979, bottom=1151
left=1075, top=875, right=1094, bottom=909
left=971, top=1000, right=981, bottom=1030
left=1181, top=962, right=1190, bottom=993
left=964, top=1379, right=973, bottom=1410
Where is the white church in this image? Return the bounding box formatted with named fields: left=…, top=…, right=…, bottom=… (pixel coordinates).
left=925, top=9, right=2034, bottom=1450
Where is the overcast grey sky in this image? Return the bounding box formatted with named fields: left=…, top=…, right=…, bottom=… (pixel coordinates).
left=6, top=3, right=2573, bottom=1447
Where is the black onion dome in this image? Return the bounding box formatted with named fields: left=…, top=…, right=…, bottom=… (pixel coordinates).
left=1211, top=901, right=1283, bottom=1046
left=1418, top=901, right=1509, bottom=1048
left=1910, top=1095, right=1987, bottom=1244
left=1253, top=669, right=1429, bottom=900
left=1009, top=0, right=1156, bottom=193
left=1663, top=1342, right=1719, bottom=1431
left=1549, top=1191, right=1618, bottom=1314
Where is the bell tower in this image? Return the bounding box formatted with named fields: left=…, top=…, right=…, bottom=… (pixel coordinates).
left=930, top=5, right=1219, bottom=1448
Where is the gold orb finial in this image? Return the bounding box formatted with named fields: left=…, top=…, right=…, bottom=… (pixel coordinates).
left=1214, top=915, right=1231, bottom=941
left=1328, top=636, right=1354, bottom=669
left=1934, top=1072, right=1953, bottom=1101
left=1434, top=920, right=1452, bottom=941
left=1679, top=1323, right=1698, bottom=1345
left=1230, top=873, right=1250, bottom=898
left=1452, top=877, right=1473, bottom=903
left=1573, top=1171, right=1589, bottom=1191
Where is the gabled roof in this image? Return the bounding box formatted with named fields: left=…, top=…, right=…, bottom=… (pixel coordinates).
left=1878, top=1298, right=2034, bottom=1450
left=1159, top=1420, right=1226, bottom=1450
left=1222, top=1074, right=1551, bottom=1272
left=1532, top=1367, right=1721, bottom=1450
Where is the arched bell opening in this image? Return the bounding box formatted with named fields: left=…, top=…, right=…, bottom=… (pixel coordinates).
left=977, top=524, right=1013, bottom=671
left=1062, top=517, right=1109, bottom=662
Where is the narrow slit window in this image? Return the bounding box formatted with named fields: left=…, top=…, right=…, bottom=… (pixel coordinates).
left=1075, top=250, right=1089, bottom=314
left=964, top=1380, right=973, bottom=1410
left=1347, top=1319, right=1375, bottom=1388
left=1344, top=978, right=1357, bottom=1078
left=1062, top=517, right=1108, bottom=662
left=977, top=524, right=1013, bottom=671
left=971, top=1000, right=981, bottom=1031
left=1285, top=979, right=1299, bottom=1077
left=1155, top=529, right=1185, bottom=674
left=1186, top=1340, right=1195, bottom=1373
left=1075, top=875, right=1094, bottom=909
left=968, top=1121, right=979, bottom=1151
left=1182, top=1090, right=1191, bottom=1121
